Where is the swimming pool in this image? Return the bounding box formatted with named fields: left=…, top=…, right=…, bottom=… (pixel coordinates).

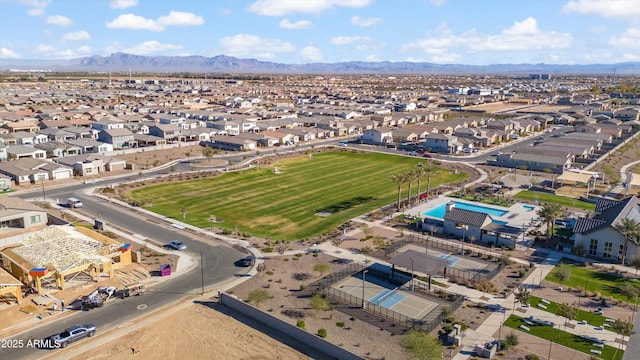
left=522, top=205, right=536, bottom=211
left=492, top=220, right=508, bottom=226
left=423, top=201, right=508, bottom=219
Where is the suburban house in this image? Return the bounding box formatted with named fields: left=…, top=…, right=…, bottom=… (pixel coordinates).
left=572, top=196, right=640, bottom=263
left=34, top=141, right=82, bottom=158
left=0, top=158, right=72, bottom=184
left=149, top=124, right=182, bottom=142
left=202, top=136, right=257, bottom=151
left=424, top=133, right=463, bottom=154
left=442, top=207, right=493, bottom=242
left=66, top=139, right=113, bottom=154
left=55, top=154, right=127, bottom=176
left=0, top=197, right=48, bottom=237
left=361, top=128, right=393, bottom=145
left=6, top=145, right=46, bottom=160
left=97, top=128, right=136, bottom=149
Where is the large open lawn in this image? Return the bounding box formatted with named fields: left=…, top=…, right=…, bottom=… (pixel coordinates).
left=513, top=190, right=596, bottom=211
left=129, top=151, right=467, bottom=240
left=505, top=315, right=624, bottom=360
left=545, top=263, right=640, bottom=303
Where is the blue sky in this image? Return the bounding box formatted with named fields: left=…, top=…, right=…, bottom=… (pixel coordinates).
left=1, top=0, right=640, bottom=65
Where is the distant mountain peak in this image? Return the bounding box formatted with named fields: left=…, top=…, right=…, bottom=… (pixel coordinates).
left=2, top=53, right=639, bottom=74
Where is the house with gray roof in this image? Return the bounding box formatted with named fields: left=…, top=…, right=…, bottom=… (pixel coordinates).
left=97, top=128, right=136, bottom=149
left=572, top=196, right=640, bottom=264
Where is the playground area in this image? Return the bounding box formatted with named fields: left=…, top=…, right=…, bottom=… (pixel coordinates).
left=333, top=271, right=440, bottom=320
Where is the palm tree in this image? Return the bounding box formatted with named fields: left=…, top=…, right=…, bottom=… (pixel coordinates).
left=614, top=218, right=640, bottom=265
left=390, top=172, right=407, bottom=210
left=537, top=203, right=563, bottom=240
left=415, top=164, right=425, bottom=205
left=422, top=160, right=437, bottom=200
left=404, top=169, right=418, bottom=207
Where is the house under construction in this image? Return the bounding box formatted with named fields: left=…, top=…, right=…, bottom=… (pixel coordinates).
left=1, top=225, right=132, bottom=293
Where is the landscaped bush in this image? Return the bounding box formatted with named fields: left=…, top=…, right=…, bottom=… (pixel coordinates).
left=336, top=321, right=345, bottom=328
left=525, top=355, right=539, bottom=360
left=262, top=247, right=273, bottom=253
left=317, top=328, right=327, bottom=338
left=296, top=320, right=306, bottom=329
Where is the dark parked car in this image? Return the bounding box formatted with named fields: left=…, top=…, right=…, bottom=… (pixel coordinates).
left=241, top=256, right=255, bottom=267
left=51, top=323, right=96, bottom=348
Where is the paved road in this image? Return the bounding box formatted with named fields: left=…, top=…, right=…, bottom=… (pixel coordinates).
left=4, top=168, right=247, bottom=359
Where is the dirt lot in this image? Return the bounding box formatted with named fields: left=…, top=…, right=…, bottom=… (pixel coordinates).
left=65, top=302, right=310, bottom=360
left=230, top=252, right=409, bottom=360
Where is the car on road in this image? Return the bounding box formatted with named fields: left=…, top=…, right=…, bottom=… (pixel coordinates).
left=167, top=240, right=186, bottom=251
left=51, top=323, right=96, bottom=348
left=496, top=151, right=503, bottom=156
left=66, top=197, right=83, bottom=208
left=536, top=136, right=544, bottom=140
left=408, top=151, right=418, bottom=156
left=241, top=255, right=255, bottom=267
left=338, top=142, right=348, bottom=147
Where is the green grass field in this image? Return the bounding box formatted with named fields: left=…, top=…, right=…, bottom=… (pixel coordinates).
left=545, top=263, right=640, bottom=303
left=529, top=296, right=627, bottom=331
left=504, top=315, right=624, bottom=360
left=129, top=151, right=467, bottom=240
left=513, top=190, right=596, bottom=211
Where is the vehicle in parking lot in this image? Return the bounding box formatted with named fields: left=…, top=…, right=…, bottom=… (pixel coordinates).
left=51, top=323, right=96, bottom=348
left=167, top=240, right=186, bottom=250
left=408, top=151, right=418, bottom=156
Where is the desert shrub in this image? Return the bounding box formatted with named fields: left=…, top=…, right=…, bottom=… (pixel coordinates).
left=317, top=328, right=327, bottom=338
left=525, top=355, right=539, bottom=360
left=297, top=320, right=306, bottom=329
left=336, top=321, right=345, bottom=328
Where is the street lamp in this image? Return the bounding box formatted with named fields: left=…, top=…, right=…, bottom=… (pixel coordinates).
left=410, top=258, right=415, bottom=291
left=459, top=225, right=468, bottom=255
left=362, top=270, right=369, bottom=309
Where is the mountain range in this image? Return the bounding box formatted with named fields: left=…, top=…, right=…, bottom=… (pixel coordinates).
left=1, top=52, right=639, bottom=75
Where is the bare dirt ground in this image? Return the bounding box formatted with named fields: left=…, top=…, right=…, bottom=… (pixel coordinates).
left=230, top=252, right=409, bottom=360
left=65, top=302, right=310, bottom=360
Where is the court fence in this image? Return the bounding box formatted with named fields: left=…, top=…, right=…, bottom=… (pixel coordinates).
left=318, top=263, right=463, bottom=333
left=380, top=234, right=504, bottom=283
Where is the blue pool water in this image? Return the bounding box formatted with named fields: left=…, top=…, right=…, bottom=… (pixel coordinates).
left=522, top=205, right=535, bottom=211
left=492, top=220, right=508, bottom=226
left=423, top=201, right=508, bottom=219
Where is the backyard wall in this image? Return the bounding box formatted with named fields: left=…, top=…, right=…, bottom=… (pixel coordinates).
left=219, top=292, right=364, bottom=360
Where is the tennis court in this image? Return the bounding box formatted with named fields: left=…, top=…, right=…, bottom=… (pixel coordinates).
left=403, top=243, right=494, bottom=274
left=333, top=272, right=439, bottom=320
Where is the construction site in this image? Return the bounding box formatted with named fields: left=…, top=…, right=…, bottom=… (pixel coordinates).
left=0, top=225, right=133, bottom=299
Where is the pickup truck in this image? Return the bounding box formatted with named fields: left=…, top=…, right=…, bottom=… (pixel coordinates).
left=51, top=323, right=96, bottom=348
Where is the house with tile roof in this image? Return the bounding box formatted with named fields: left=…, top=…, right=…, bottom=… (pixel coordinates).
left=572, top=196, right=640, bottom=263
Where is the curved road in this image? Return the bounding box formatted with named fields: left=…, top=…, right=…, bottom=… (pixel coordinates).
left=3, top=166, right=246, bottom=359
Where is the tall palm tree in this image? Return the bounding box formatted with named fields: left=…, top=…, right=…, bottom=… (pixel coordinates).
left=547, top=203, right=565, bottom=237
left=614, top=218, right=640, bottom=265
left=415, top=165, right=425, bottom=205
left=422, top=160, right=437, bottom=200
left=390, top=172, right=407, bottom=211
left=404, top=169, right=418, bottom=206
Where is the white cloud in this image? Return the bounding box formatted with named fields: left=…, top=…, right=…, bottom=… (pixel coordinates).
left=157, top=11, right=204, bottom=27
left=330, top=36, right=372, bottom=45
left=366, top=54, right=381, bottom=61
left=405, top=57, right=426, bottom=62
left=219, top=34, right=295, bottom=59
left=609, top=27, right=640, bottom=49
left=125, top=41, right=182, bottom=55
left=110, top=0, right=138, bottom=9
left=106, top=14, right=164, bottom=31
left=35, top=44, right=55, bottom=52
left=248, top=0, right=372, bottom=16
left=45, top=15, right=73, bottom=27
left=402, top=17, right=571, bottom=54
left=19, top=0, right=51, bottom=16
left=61, top=31, right=90, bottom=42
left=56, top=45, right=91, bottom=59
left=430, top=0, right=446, bottom=6
left=431, top=53, right=462, bottom=63
left=563, top=0, right=640, bottom=19
left=279, top=19, right=313, bottom=29
left=106, top=11, right=204, bottom=31
left=351, top=15, right=382, bottom=27
left=299, top=46, right=322, bottom=61
left=0, top=48, right=21, bottom=58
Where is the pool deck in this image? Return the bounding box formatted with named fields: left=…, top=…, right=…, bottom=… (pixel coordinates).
left=406, top=195, right=541, bottom=229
